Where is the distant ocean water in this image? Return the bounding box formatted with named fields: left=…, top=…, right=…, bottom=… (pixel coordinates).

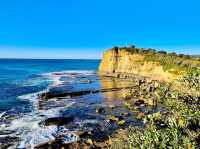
left=0, top=59, right=100, bottom=112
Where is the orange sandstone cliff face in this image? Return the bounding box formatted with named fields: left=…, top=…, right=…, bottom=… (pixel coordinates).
left=98, top=48, right=176, bottom=82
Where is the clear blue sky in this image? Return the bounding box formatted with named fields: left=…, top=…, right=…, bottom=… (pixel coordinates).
left=0, top=0, right=199, bottom=59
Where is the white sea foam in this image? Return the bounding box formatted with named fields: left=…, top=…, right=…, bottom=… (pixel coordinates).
left=17, top=125, right=58, bottom=149
left=43, top=70, right=95, bottom=82
left=20, top=79, right=49, bottom=87
left=17, top=126, right=79, bottom=149
left=2, top=99, right=75, bottom=148
left=43, top=70, right=95, bottom=87
left=52, top=75, right=64, bottom=86
left=18, top=91, right=41, bottom=101
left=0, top=111, right=6, bottom=118
left=75, top=119, right=99, bottom=128
left=18, top=91, right=45, bottom=111
left=57, top=126, right=79, bottom=144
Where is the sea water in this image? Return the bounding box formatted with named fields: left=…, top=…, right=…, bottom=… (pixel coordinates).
left=0, top=59, right=100, bottom=112
left=0, top=59, right=100, bottom=148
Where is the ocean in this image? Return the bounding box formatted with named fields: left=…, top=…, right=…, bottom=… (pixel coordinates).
left=0, top=59, right=100, bottom=112
left=0, top=59, right=100, bottom=148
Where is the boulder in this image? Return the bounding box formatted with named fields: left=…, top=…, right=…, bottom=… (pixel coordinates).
left=43, top=117, right=74, bottom=126
left=134, top=100, right=145, bottom=106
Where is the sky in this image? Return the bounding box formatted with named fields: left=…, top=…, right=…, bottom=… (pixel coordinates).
left=0, top=0, right=200, bottom=59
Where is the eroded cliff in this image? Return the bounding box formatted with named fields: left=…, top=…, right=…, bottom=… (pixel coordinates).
left=99, top=47, right=200, bottom=82
left=99, top=48, right=173, bottom=82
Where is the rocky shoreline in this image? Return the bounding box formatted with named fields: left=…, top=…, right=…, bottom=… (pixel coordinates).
left=25, top=67, right=198, bottom=149
left=32, top=72, right=167, bottom=149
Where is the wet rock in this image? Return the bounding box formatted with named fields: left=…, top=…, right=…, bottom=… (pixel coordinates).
left=134, top=100, right=145, bottom=106
left=79, top=131, right=93, bottom=139
left=40, top=85, right=132, bottom=100
left=39, top=92, right=53, bottom=100
left=39, top=90, right=94, bottom=100
left=120, top=112, right=130, bottom=117
left=96, top=106, right=105, bottom=114
left=44, top=116, right=74, bottom=126
left=36, top=140, right=91, bottom=149
left=0, top=136, right=19, bottom=149
left=78, top=122, right=113, bottom=144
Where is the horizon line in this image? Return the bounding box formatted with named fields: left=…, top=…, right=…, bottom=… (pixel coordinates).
left=0, top=57, right=101, bottom=60
left=0, top=45, right=199, bottom=59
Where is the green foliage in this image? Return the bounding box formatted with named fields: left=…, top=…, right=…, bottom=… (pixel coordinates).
left=158, top=50, right=167, bottom=54
left=127, top=126, right=196, bottom=149
left=110, top=81, right=200, bottom=149
left=123, top=107, right=199, bottom=149
left=183, top=68, right=200, bottom=90
left=142, top=51, right=197, bottom=75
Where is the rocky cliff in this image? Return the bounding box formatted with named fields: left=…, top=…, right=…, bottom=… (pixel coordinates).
left=99, top=48, right=173, bottom=82
left=99, top=46, right=200, bottom=84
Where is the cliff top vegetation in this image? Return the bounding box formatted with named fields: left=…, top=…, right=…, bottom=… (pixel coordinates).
left=110, top=45, right=200, bottom=75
